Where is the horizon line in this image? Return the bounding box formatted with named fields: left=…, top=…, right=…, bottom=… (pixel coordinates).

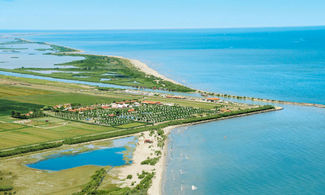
left=1, top=25, right=325, bottom=31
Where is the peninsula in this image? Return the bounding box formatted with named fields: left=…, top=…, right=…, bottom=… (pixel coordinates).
left=0, top=39, right=279, bottom=195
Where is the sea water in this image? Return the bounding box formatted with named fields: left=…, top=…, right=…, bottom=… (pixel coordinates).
left=163, top=105, right=325, bottom=194
left=2, top=27, right=325, bottom=194
left=20, top=26, right=325, bottom=104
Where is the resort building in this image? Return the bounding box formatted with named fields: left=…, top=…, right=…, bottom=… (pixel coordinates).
left=206, top=97, right=220, bottom=102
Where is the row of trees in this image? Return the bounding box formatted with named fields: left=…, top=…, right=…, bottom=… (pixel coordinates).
left=0, top=142, right=63, bottom=157
left=54, top=104, right=211, bottom=126
left=11, top=110, right=44, bottom=119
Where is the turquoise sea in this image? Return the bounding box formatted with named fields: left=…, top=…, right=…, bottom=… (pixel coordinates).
left=1, top=27, right=325, bottom=194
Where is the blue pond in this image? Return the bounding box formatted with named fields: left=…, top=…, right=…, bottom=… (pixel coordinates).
left=27, top=147, right=127, bottom=171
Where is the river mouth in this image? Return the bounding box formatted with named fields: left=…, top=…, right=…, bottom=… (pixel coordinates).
left=26, top=136, right=136, bottom=171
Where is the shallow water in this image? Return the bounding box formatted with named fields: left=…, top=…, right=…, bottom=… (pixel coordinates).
left=163, top=105, right=325, bottom=195
left=27, top=136, right=136, bottom=171
left=0, top=40, right=83, bottom=69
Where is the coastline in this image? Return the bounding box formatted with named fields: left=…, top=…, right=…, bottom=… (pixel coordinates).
left=149, top=106, right=283, bottom=195
left=94, top=54, right=183, bottom=85
left=3, top=38, right=325, bottom=108
left=121, top=57, right=182, bottom=86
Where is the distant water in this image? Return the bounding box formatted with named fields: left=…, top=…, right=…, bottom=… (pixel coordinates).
left=0, top=39, right=83, bottom=69
left=16, top=26, right=325, bottom=104
left=2, top=27, right=325, bottom=194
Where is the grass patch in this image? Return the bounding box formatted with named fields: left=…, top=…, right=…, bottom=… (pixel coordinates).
left=116, top=122, right=146, bottom=129
left=0, top=84, right=51, bottom=98
left=0, top=117, right=118, bottom=150
left=0, top=99, right=43, bottom=116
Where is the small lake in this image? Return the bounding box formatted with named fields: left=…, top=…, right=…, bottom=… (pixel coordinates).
left=27, top=136, right=136, bottom=171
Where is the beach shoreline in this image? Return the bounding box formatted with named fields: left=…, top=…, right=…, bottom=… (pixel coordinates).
left=4, top=38, right=325, bottom=108
left=149, top=106, right=283, bottom=194
left=89, top=54, right=183, bottom=85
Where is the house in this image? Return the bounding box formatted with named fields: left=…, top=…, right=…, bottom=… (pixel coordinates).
left=166, top=95, right=185, bottom=99
left=128, top=108, right=135, bottom=112
left=142, top=100, right=161, bottom=105
left=220, top=108, right=231, bottom=112
left=111, top=103, right=118, bottom=108
left=206, top=97, right=220, bottom=102
left=101, top=105, right=110, bottom=109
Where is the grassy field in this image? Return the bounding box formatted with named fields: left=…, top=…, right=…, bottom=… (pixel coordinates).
left=0, top=84, right=51, bottom=97
left=117, top=122, right=147, bottom=129
left=0, top=84, right=128, bottom=106
left=0, top=117, right=118, bottom=149
left=0, top=99, right=43, bottom=116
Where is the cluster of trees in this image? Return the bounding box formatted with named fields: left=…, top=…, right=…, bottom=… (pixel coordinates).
left=130, top=105, right=209, bottom=123
left=55, top=104, right=211, bottom=127
left=0, top=186, right=13, bottom=192
left=141, top=157, right=160, bottom=165
left=11, top=110, right=44, bottom=119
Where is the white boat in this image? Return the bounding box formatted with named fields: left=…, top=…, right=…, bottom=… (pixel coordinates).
left=192, top=185, right=197, bottom=190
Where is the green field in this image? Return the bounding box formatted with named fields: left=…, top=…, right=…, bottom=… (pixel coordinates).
left=0, top=84, right=133, bottom=150
left=0, top=84, right=128, bottom=106
left=0, top=99, right=43, bottom=116
left=117, top=122, right=146, bottom=129
left=0, top=117, right=117, bottom=149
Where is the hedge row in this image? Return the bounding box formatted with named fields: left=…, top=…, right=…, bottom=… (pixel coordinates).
left=0, top=142, right=63, bottom=157
left=0, top=186, right=13, bottom=192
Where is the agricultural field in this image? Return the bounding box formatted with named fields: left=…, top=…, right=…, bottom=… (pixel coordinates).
left=0, top=117, right=117, bottom=149
left=0, top=83, right=134, bottom=150
left=0, top=84, right=51, bottom=98
left=0, top=84, right=128, bottom=106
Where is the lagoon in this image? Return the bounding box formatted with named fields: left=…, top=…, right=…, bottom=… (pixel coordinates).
left=27, top=147, right=127, bottom=171
left=27, top=136, right=136, bottom=171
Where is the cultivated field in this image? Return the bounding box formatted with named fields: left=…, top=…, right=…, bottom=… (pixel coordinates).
left=0, top=117, right=117, bottom=149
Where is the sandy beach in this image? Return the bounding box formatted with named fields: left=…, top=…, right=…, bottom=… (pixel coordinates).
left=111, top=126, right=177, bottom=195
left=113, top=131, right=165, bottom=192
left=148, top=125, right=175, bottom=195
left=126, top=58, right=182, bottom=85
